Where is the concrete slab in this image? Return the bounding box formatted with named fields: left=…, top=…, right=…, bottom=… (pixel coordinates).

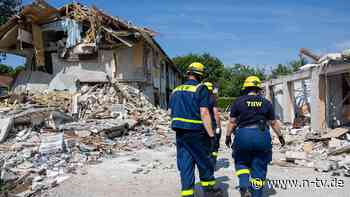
left=0, top=117, right=14, bottom=143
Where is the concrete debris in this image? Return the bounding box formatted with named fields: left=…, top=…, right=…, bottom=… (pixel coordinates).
left=274, top=125, right=350, bottom=177
left=0, top=117, right=14, bottom=143
left=321, top=127, right=350, bottom=139
left=303, top=142, right=313, bottom=153
left=0, top=82, right=173, bottom=195
left=39, top=133, right=64, bottom=154
left=285, top=151, right=307, bottom=162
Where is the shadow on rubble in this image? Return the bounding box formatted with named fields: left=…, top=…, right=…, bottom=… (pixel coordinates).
left=215, top=158, right=230, bottom=171
left=194, top=176, right=230, bottom=197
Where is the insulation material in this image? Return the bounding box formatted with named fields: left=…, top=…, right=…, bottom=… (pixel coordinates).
left=32, top=23, right=46, bottom=66
left=42, top=18, right=83, bottom=48
left=62, top=18, right=82, bottom=48
left=41, top=20, right=65, bottom=31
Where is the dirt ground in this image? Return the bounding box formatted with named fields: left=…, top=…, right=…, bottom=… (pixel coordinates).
left=44, top=142, right=350, bottom=197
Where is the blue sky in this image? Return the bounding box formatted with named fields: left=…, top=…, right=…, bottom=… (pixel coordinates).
left=4, top=0, right=350, bottom=71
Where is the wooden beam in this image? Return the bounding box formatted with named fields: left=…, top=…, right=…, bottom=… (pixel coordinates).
left=322, top=63, right=350, bottom=76
left=102, top=27, right=133, bottom=47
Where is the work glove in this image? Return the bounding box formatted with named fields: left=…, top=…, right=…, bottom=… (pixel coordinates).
left=225, top=135, right=232, bottom=148
left=278, top=135, right=286, bottom=147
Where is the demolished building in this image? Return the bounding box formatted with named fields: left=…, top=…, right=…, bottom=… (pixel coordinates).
left=264, top=48, right=350, bottom=132
left=0, top=0, right=181, bottom=108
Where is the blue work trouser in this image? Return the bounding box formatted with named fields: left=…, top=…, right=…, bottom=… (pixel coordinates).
left=233, top=128, right=272, bottom=197
left=175, top=129, right=216, bottom=197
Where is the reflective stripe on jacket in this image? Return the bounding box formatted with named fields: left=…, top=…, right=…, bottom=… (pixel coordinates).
left=170, top=81, right=205, bottom=130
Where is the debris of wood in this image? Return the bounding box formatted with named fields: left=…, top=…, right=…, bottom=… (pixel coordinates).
left=320, top=127, right=349, bottom=139
left=328, top=145, right=350, bottom=156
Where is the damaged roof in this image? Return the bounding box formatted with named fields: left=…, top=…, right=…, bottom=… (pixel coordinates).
left=0, top=0, right=156, bottom=38
left=0, top=0, right=179, bottom=73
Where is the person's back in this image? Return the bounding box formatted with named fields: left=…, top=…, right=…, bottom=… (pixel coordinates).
left=230, top=94, right=274, bottom=129
left=225, top=76, right=285, bottom=197
left=169, top=62, right=223, bottom=197
left=170, top=79, right=205, bottom=131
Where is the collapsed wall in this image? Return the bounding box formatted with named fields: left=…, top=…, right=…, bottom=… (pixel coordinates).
left=0, top=81, right=173, bottom=196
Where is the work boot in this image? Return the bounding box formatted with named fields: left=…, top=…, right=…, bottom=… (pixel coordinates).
left=203, top=187, right=224, bottom=197
left=239, top=188, right=252, bottom=197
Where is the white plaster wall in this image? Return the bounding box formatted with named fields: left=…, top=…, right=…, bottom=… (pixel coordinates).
left=51, top=51, right=113, bottom=76
left=272, top=84, right=284, bottom=121
left=49, top=51, right=113, bottom=92
left=115, top=47, right=145, bottom=81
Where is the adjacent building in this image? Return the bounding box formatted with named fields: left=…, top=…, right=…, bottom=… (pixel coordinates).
left=264, top=50, right=350, bottom=132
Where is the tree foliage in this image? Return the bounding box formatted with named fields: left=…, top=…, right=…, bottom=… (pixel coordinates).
left=0, top=0, right=22, bottom=25
left=0, top=64, right=25, bottom=77
left=172, top=53, right=307, bottom=97
left=270, top=57, right=307, bottom=78
left=172, top=53, right=225, bottom=83
left=172, top=53, right=266, bottom=97
left=219, top=64, right=266, bottom=97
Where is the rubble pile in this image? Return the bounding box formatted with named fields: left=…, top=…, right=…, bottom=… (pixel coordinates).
left=0, top=83, right=173, bottom=196
left=274, top=126, right=350, bottom=177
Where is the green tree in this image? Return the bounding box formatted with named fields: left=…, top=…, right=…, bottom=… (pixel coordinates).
left=172, top=53, right=225, bottom=83
left=289, top=57, right=307, bottom=72
left=0, top=63, right=13, bottom=74
left=0, top=63, right=24, bottom=77
left=10, top=65, right=25, bottom=77
left=219, top=64, right=266, bottom=97
left=270, top=64, right=293, bottom=78
left=270, top=57, right=308, bottom=79
left=0, top=0, right=21, bottom=25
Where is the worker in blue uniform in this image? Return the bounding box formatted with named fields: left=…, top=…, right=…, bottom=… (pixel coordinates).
left=169, top=62, right=223, bottom=197
left=204, top=82, right=222, bottom=167
left=225, top=76, right=285, bottom=197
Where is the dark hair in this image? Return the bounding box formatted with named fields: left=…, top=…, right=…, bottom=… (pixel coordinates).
left=242, top=87, right=261, bottom=95
left=187, top=71, right=203, bottom=81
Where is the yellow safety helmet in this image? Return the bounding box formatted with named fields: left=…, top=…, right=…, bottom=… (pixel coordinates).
left=204, top=82, right=214, bottom=91
left=187, top=62, right=205, bottom=76
left=242, top=76, right=262, bottom=90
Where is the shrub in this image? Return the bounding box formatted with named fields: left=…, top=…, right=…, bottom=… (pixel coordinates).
left=217, top=97, right=236, bottom=111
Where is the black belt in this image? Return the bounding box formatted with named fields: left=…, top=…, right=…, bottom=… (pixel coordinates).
left=241, top=124, right=259, bottom=129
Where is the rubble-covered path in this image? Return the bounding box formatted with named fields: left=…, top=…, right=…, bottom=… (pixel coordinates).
left=46, top=144, right=350, bottom=197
